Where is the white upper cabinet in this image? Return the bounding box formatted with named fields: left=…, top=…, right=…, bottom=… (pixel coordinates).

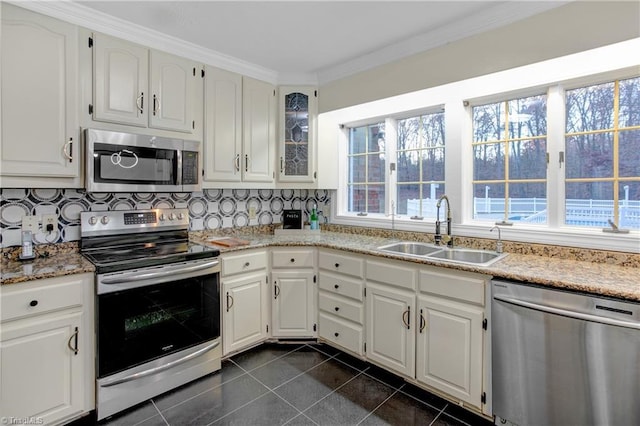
left=203, top=66, right=243, bottom=183
left=278, top=86, right=317, bottom=183
left=242, top=77, right=276, bottom=183
left=92, top=33, right=199, bottom=133
left=1, top=3, right=80, bottom=184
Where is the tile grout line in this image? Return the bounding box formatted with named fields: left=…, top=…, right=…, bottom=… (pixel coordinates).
left=428, top=402, right=450, bottom=426
left=228, top=344, right=307, bottom=374
left=151, top=399, right=171, bottom=426
left=298, top=366, right=371, bottom=417
left=356, top=383, right=405, bottom=425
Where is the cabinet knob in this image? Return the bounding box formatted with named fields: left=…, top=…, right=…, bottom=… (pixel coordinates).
left=29, top=300, right=38, bottom=307
left=334, top=306, right=340, bottom=312
left=334, top=332, right=339, bottom=337
left=334, top=284, right=339, bottom=289
left=290, top=258, right=295, bottom=263
left=334, top=263, right=340, bottom=268
left=244, top=262, right=250, bottom=267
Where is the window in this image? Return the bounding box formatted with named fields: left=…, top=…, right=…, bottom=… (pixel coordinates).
left=347, top=123, right=385, bottom=214
left=565, top=77, right=640, bottom=229
left=472, top=95, right=548, bottom=223
left=397, top=112, right=445, bottom=218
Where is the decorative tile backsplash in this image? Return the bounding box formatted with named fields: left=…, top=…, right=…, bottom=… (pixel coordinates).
left=0, top=188, right=331, bottom=247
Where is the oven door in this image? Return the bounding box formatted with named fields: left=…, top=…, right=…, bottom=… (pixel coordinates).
left=96, top=259, right=220, bottom=379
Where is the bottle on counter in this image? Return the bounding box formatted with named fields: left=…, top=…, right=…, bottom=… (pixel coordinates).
left=310, top=204, right=319, bottom=230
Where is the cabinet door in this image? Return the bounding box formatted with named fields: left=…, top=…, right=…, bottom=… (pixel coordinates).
left=278, top=86, right=317, bottom=183
left=1, top=4, right=79, bottom=178
left=1, top=312, right=84, bottom=424
left=242, top=77, right=276, bottom=182
left=203, top=66, right=243, bottom=183
left=222, top=272, right=269, bottom=355
left=93, top=33, right=148, bottom=127
left=416, top=295, right=484, bottom=407
left=272, top=271, right=316, bottom=337
left=149, top=50, right=197, bottom=133
left=366, top=282, right=415, bottom=378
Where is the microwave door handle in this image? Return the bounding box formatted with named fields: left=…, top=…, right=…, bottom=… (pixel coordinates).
left=101, top=260, right=220, bottom=284
left=176, top=149, right=183, bottom=186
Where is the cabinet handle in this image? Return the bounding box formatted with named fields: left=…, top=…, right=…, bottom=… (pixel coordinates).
left=245, top=154, right=249, bottom=172
left=334, top=284, right=339, bottom=289
left=235, top=154, right=241, bottom=172
left=402, top=306, right=411, bottom=330
left=244, top=262, right=250, bottom=268
left=334, top=306, right=340, bottom=312
left=334, top=263, right=340, bottom=268
left=29, top=300, right=38, bottom=307
left=67, top=326, right=79, bottom=355
left=280, top=157, right=284, bottom=174
left=63, top=138, right=73, bottom=162
left=334, top=332, right=339, bottom=337
left=419, top=309, right=426, bottom=333
left=226, top=291, right=235, bottom=312
left=274, top=283, right=280, bottom=299
left=153, top=94, right=160, bottom=116
left=290, top=258, right=295, bottom=263
left=136, top=92, right=144, bottom=113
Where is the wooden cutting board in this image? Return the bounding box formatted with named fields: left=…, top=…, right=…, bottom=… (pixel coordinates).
left=207, top=237, right=250, bottom=247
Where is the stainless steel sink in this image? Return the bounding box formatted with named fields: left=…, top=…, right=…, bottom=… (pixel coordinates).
left=377, top=242, right=442, bottom=256
left=427, top=248, right=506, bottom=266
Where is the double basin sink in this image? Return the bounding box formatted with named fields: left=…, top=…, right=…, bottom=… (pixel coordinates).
left=377, top=241, right=507, bottom=267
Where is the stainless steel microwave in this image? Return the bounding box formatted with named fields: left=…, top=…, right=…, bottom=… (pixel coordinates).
left=85, top=128, right=200, bottom=193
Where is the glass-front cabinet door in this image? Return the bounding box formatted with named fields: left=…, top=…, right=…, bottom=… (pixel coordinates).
left=278, top=86, right=317, bottom=183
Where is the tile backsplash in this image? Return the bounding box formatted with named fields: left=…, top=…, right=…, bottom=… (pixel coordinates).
left=0, top=188, right=331, bottom=247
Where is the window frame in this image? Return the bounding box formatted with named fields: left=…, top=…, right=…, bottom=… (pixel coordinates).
left=328, top=40, right=640, bottom=253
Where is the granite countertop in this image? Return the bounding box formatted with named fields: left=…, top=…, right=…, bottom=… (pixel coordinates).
left=0, top=252, right=95, bottom=285
left=2, top=231, right=638, bottom=303
left=195, top=231, right=640, bottom=303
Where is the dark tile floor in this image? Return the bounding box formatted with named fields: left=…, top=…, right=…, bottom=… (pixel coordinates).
left=98, top=343, right=494, bottom=426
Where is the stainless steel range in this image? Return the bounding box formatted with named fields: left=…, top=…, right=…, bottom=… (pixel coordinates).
left=80, top=208, right=221, bottom=421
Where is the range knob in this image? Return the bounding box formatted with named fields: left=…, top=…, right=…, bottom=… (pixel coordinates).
left=159, top=214, right=167, bottom=221
left=177, top=212, right=185, bottom=220
left=100, top=216, right=110, bottom=225
left=88, top=216, right=98, bottom=225
left=169, top=213, right=176, bottom=221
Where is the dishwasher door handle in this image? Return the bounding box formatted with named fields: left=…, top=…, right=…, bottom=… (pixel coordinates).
left=493, top=294, right=640, bottom=330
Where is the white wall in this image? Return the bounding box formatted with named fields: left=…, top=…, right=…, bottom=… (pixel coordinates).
left=319, top=1, right=640, bottom=113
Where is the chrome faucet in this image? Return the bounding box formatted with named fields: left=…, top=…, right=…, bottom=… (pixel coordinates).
left=490, top=226, right=503, bottom=253
left=435, top=195, right=453, bottom=247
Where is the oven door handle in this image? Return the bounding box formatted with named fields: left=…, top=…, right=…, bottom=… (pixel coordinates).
left=101, top=260, right=220, bottom=285
left=100, top=340, right=220, bottom=387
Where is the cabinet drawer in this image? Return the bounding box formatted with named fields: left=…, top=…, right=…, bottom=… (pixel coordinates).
left=419, top=269, right=486, bottom=306
left=318, top=271, right=364, bottom=301
left=1, top=275, right=86, bottom=322
left=318, top=250, right=364, bottom=278
left=319, top=291, right=363, bottom=324
left=319, top=312, right=364, bottom=356
left=271, top=248, right=315, bottom=268
left=366, top=258, right=417, bottom=291
left=222, top=250, right=267, bottom=277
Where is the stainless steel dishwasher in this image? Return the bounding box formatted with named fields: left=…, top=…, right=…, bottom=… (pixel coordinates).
left=492, top=280, right=640, bottom=426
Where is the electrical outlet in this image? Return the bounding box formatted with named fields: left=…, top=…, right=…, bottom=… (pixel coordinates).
left=42, top=214, right=58, bottom=233
left=21, top=216, right=39, bottom=232
left=248, top=206, right=257, bottom=220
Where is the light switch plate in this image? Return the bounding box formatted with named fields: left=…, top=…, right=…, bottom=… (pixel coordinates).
left=21, top=216, right=39, bottom=232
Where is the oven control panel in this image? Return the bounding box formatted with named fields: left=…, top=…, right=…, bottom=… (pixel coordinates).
left=80, top=208, right=189, bottom=236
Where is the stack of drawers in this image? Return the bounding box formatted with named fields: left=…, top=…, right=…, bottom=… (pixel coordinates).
left=317, top=249, right=365, bottom=356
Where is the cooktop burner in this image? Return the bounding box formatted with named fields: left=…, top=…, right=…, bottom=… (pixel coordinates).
left=80, top=208, right=219, bottom=274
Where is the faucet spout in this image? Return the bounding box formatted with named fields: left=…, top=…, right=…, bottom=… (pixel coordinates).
left=435, top=195, right=453, bottom=247
left=490, top=226, right=503, bottom=253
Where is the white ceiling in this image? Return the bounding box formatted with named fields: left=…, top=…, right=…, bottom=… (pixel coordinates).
left=68, top=1, right=570, bottom=84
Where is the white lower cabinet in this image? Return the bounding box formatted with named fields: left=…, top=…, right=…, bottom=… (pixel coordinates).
left=317, top=249, right=365, bottom=356
left=221, top=250, right=269, bottom=356
left=0, top=273, right=94, bottom=425
left=271, top=248, right=316, bottom=338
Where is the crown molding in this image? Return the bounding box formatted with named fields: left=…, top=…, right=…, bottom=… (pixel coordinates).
left=316, top=1, right=571, bottom=85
